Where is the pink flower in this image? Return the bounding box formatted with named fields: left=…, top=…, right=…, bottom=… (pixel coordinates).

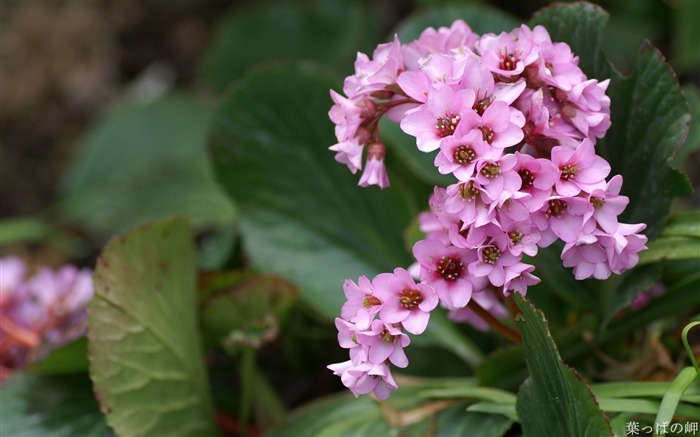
left=400, top=87, right=476, bottom=152
left=459, top=100, right=525, bottom=149
left=343, top=35, right=404, bottom=97
left=503, top=262, right=540, bottom=295
left=373, top=268, right=438, bottom=335
left=358, top=143, right=390, bottom=189
left=583, top=175, right=629, bottom=234
left=340, top=275, right=381, bottom=330
left=0, top=257, right=93, bottom=380
left=551, top=139, right=610, bottom=196
left=467, top=232, right=523, bottom=287
left=356, top=320, right=410, bottom=368
left=477, top=25, right=538, bottom=78
left=533, top=195, right=590, bottom=245
left=413, top=239, right=486, bottom=309
left=327, top=360, right=399, bottom=400
left=528, top=25, right=585, bottom=91
left=401, top=20, right=478, bottom=70
left=513, top=151, right=559, bottom=212
left=434, top=128, right=501, bottom=180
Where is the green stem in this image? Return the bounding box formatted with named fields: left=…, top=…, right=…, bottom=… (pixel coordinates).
left=239, top=347, right=256, bottom=437
left=682, top=321, right=700, bottom=383
left=653, top=367, right=698, bottom=437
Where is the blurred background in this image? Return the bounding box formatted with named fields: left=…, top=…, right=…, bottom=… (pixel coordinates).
left=1, top=0, right=698, bottom=261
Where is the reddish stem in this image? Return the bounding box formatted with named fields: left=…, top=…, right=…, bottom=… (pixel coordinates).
left=467, top=298, right=522, bottom=343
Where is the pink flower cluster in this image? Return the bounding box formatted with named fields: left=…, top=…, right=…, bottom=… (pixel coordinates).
left=327, top=268, right=438, bottom=399
left=0, top=256, right=93, bottom=382
left=328, top=21, right=647, bottom=398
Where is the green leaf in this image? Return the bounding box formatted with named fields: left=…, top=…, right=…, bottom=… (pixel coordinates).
left=514, top=294, right=612, bottom=437
left=394, top=3, right=520, bottom=41
left=670, top=0, right=700, bottom=74
left=263, top=394, right=390, bottom=437
left=88, top=218, right=219, bottom=437
left=659, top=211, right=700, bottom=238
left=58, top=93, right=235, bottom=242
left=595, top=43, right=692, bottom=238
left=600, top=263, right=663, bottom=329
left=210, top=62, right=414, bottom=319
left=201, top=275, right=297, bottom=350
left=674, top=85, right=700, bottom=167
left=264, top=386, right=513, bottom=437
left=29, top=338, right=89, bottom=375
left=638, top=236, right=700, bottom=265
left=199, top=2, right=381, bottom=91
left=0, top=373, right=114, bottom=437
left=529, top=1, right=611, bottom=79
left=477, top=314, right=596, bottom=391
left=434, top=404, right=513, bottom=437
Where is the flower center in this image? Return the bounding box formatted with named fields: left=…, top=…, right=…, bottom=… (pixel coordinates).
left=435, top=113, right=460, bottom=137
left=473, top=98, right=491, bottom=116
left=508, top=230, right=523, bottom=244
left=453, top=145, right=476, bottom=165
left=362, top=295, right=381, bottom=308
left=560, top=164, right=577, bottom=180
left=459, top=181, right=479, bottom=201
left=482, top=246, right=501, bottom=264
left=499, top=49, right=518, bottom=71
left=398, top=289, right=423, bottom=310
left=478, top=125, right=494, bottom=143
left=518, top=168, right=535, bottom=188
left=437, top=256, right=463, bottom=281
left=591, top=197, right=605, bottom=209
left=546, top=199, right=568, bottom=218
left=480, top=162, right=501, bottom=178
left=380, top=328, right=396, bottom=343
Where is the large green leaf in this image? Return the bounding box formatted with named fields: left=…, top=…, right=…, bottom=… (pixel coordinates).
left=394, top=3, right=520, bottom=41
left=530, top=2, right=692, bottom=239
left=596, top=43, right=692, bottom=238
left=57, top=93, right=235, bottom=242
left=199, top=2, right=381, bottom=91
left=529, top=1, right=611, bottom=79
left=210, top=62, right=414, bottom=318
left=0, top=373, right=114, bottom=437
left=88, top=218, right=219, bottom=437
left=514, top=294, right=612, bottom=437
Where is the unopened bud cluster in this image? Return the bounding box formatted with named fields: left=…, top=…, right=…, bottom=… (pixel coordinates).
left=328, top=21, right=647, bottom=399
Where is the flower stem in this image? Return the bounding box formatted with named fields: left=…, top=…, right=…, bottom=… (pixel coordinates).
left=468, top=299, right=521, bottom=343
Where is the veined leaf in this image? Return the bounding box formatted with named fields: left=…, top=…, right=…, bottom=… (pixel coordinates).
left=88, top=218, right=219, bottom=437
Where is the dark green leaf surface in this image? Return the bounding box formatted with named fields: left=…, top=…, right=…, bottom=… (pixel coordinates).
left=638, top=236, right=700, bottom=265
left=529, top=1, right=611, bottom=79
left=0, top=373, right=114, bottom=437
left=600, top=263, right=663, bottom=329
left=514, top=294, right=612, bottom=437
left=395, top=3, right=520, bottom=41
left=210, top=62, right=414, bottom=318
left=88, top=218, right=219, bottom=437
left=596, top=43, right=692, bottom=238
left=199, top=2, right=381, bottom=91
left=29, top=338, right=89, bottom=375
left=435, top=404, right=513, bottom=437
left=58, top=94, right=235, bottom=240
